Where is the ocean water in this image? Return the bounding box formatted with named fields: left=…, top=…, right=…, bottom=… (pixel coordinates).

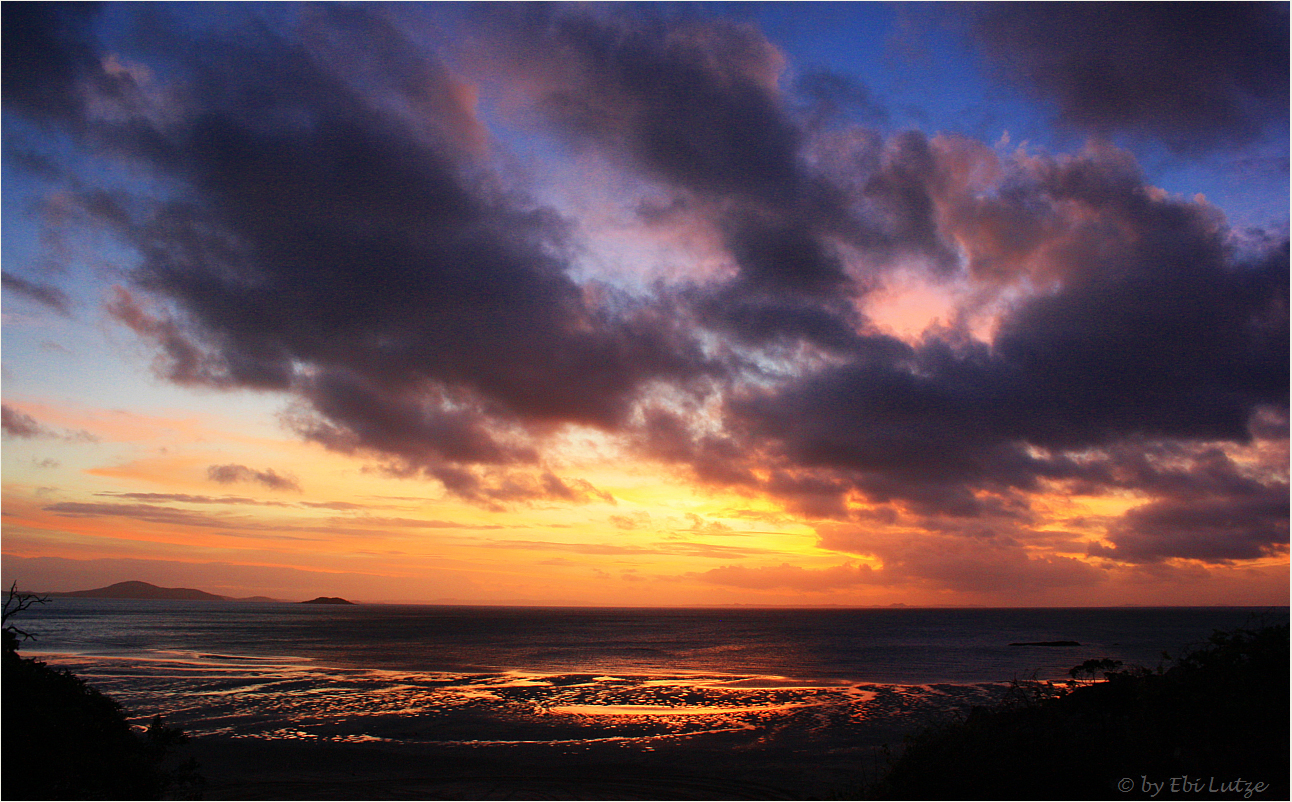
left=20, top=601, right=1284, bottom=683
left=15, top=602, right=1286, bottom=768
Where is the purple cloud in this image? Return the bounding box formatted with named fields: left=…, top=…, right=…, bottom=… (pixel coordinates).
left=207, top=464, right=302, bottom=493
left=970, top=3, right=1289, bottom=153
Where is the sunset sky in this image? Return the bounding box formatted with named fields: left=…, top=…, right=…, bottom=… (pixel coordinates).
left=2, top=3, right=1288, bottom=606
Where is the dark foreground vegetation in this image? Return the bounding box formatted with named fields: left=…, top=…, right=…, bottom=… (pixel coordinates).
left=2, top=585, right=203, bottom=800
left=867, top=622, right=1290, bottom=800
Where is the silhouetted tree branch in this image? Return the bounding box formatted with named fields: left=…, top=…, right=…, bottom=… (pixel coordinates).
left=1067, top=657, right=1123, bottom=686
left=3, top=581, right=49, bottom=653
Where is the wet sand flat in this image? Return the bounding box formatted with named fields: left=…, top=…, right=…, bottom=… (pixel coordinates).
left=36, top=654, right=1013, bottom=799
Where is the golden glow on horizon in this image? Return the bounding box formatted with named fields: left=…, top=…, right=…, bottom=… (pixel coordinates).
left=3, top=384, right=1287, bottom=607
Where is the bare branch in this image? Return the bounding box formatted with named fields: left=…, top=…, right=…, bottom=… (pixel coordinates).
left=3, top=581, right=50, bottom=622
left=3, top=581, right=50, bottom=649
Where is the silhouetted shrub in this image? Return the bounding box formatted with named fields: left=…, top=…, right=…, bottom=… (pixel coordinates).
left=2, top=586, right=203, bottom=799
left=867, top=623, right=1290, bottom=800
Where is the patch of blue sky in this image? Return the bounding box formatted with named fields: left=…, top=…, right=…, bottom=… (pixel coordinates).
left=744, top=3, right=1287, bottom=231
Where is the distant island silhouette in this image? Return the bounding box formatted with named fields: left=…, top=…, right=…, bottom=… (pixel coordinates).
left=47, top=581, right=225, bottom=601
left=41, top=581, right=288, bottom=602
left=300, top=596, right=355, bottom=605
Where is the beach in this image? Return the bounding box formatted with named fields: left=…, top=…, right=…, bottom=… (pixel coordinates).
left=37, top=653, right=1013, bottom=799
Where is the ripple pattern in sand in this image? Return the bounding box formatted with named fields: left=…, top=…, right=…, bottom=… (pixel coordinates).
left=31, top=653, right=1012, bottom=752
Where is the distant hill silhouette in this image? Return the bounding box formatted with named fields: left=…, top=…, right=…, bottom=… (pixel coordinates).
left=48, top=581, right=226, bottom=601
left=301, top=596, right=355, bottom=605
left=42, top=582, right=289, bottom=602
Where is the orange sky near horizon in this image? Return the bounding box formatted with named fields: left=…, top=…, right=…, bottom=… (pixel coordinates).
left=3, top=396, right=1286, bottom=606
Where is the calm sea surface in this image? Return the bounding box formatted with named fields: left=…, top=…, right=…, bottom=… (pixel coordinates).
left=21, top=601, right=1285, bottom=684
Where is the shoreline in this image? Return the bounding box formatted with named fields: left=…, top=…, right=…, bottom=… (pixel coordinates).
left=27, top=652, right=1017, bottom=799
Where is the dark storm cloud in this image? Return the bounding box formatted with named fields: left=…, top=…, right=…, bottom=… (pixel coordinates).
left=762, top=470, right=851, bottom=519
left=486, top=6, right=802, bottom=203
left=492, top=10, right=958, bottom=292
left=288, top=371, right=537, bottom=468
left=990, top=213, right=1288, bottom=448
left=0, top=2, right=102, bottom=127
left=1091, top=484, right=1290, bottom=564
left=484, top=7, right=933, bottom=355
left=850, top=130, right=951, bottom=267
left=1081, top=446, right=1290, bottom=564
left=724, top=144, right=1288, bottom=522
left=41, top=5, right=939, bottom=431
left=1, top=2, right=177, bottom=170
left=687, top=140, right=962, bottom=349
left=721, top=214, right=852, bottom=298
left=9, top=5, right=713, bottom=502
left=206, top=464, right=302, bottom=493
left=2, top=271, right=71, bottom=315
left=694, top=288, right=864, bottom=353
left=488, top=6, right=854, bottom=297
left=972, top=3, right=1290, bottom=153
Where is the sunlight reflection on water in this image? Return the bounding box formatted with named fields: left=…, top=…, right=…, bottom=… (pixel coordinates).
left=30, top=651, right=950, bottom=751
left=550, top=702, right=824, bottom=716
